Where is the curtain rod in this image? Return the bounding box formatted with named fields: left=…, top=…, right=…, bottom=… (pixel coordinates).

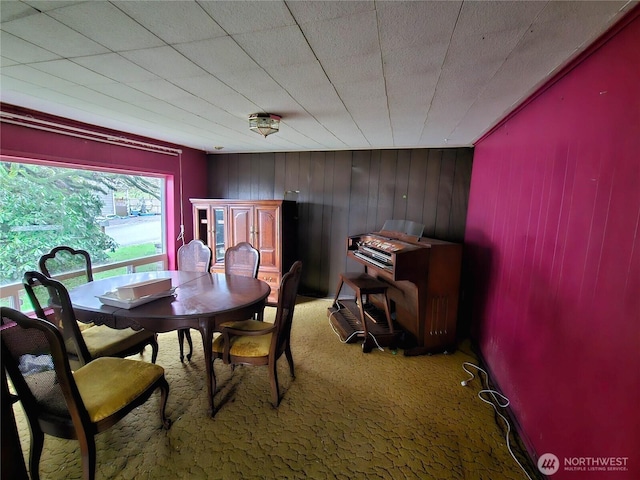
left=0, top=111, right=182, bottom=156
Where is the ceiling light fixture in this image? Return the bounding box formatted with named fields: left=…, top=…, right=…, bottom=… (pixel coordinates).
left=249, top=113, right=281, bottom=137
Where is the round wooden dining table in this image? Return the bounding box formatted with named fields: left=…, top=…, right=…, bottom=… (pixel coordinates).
left=68, top=270, right=271, bottom=416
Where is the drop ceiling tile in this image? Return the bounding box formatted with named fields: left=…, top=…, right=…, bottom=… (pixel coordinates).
left=1, top=56, right=18, bottom=67
left=446, top=28, right=524, bottom=71
left=377, top=1, right=461, bottom=54
left=283, top=130, right=343, bottom=151
left=212, top=67, right=282, bottom=100
left=89, top=83, right=160, bottom=105
left=335, top=78, right=386, bottom=103
left=172, top=76, right=260, bottom=115
left=233, top=25, right=316, bottom=67
left=0, top=31, right=61, bottom=63
left=1, top=64, right=76, bottom=89
left=47, top=2, right=164, bottom=51
left=266, top=61, right=330, bottom=90
left=31, top=59, right=114, bottom=86
left=72, top=53, right=160, bottom=83
left=382, top=42, right=449, bottom=79
left=1, top=14, right=108, bottom=57
left=287, top=1, right=374, bottom=24
left=121, top=46, right=208, bottom=79
left=175, top=37, right=259, bottom=75
left=198, top=1, right=295, bottom=35
left=322, top=52, right=382, bottom=85
left=172, top=75, right=237, bottom=98
left=301, top=10, right=379, bottom=61
left=126, top=79, right=190, bottom=101
left=284, top=84, right=344, bottom=115
left=20, top=1, right=85, bottom=13
left=454, top=1, right=546, bottom=37
left=113, top=1, right=226, bottom=44
left=0, top=1, right=39, bottom=23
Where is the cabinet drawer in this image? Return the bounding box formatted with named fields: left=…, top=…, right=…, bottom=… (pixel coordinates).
left=258, top=272, right=280, bottom=304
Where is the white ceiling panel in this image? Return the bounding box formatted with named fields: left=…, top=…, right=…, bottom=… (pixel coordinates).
left=1, top=0, right=635, bottom=153
left=233, top=25, right=316, bottom=67
left=377, top=1, right=462, bottom=53
left=322, top=52, right=383, bottom=86
left=198, top=1, right=295, bottom=34
left=0, top=1, right=39, bottom=23
left=120, top=46, right=208, bottom=80
left=287, top=1, right=374, bottom=25
left=2, top=13, right=108, bottom=57
left=47, top=2, right=164, bottom=51
left=72, top=53, right=161, bottom=84
left=301, top=10, right=380, bottom=61
left=0, top=31, right=61, bottom=63
left=113, top=1, right=227, bottom=44
left=2, top=64, right=77, bottom=90
left=30, top=59, right=114, bottom=86
left=174, top=36, right=260, bottom=75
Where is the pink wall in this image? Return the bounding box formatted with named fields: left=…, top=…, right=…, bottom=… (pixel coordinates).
left=465, top=10, right=639, bottom=479
left=0, top=105, right=209, bottom=269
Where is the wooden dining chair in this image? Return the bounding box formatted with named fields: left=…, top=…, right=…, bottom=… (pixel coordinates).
left=23, top=270, right=158, bottom=367
left=0, top=306, right=171, bottom=480
left=212, top=261, right=302, bottom=412
left=225, top=242, right=260, bottom=278
left=226, top=241, right=263, bottom=318
left=38, top=246, right=158, bottom=363
left=39, top=245, right=94, bottom=286
left=176, top=239, right=212, bottom=362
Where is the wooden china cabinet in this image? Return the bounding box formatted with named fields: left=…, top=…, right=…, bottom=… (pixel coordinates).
left=190, top=199, right=297, bottom=303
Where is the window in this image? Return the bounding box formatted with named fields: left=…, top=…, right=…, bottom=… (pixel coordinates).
left=0, top=161, right=167, bottom=310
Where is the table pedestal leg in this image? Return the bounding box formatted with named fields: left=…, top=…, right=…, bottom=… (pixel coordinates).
left=198, top=320, right=215, bottom=417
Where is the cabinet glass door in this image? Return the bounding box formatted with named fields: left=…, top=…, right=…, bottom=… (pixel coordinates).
left=213, top=208, right=226, bottom=263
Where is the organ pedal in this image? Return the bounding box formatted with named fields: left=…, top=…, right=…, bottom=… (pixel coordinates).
left=328, top=272, right=398, bottom=353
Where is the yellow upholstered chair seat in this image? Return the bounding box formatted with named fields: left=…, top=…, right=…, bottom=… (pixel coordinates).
left=65, top=325, right=155, bottom=359
left=212, top=320, right=274, bottom=358
left=73, top=357, right=165, bottom=422
left=1, top=306, right=170, bottom=480
left=210, top=261, right=302, bottom=413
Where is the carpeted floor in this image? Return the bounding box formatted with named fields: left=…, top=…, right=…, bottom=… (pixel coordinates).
left=12, top=297, right=537, bottom=479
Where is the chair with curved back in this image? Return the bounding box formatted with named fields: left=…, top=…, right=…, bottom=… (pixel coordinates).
left=23, top=271, right=158, bottom=367
left=38, top=246, right=158, bottom=365
left=225, top=242, right=260, bottom=278
left=39, top=246, right=94, bottom=287
left=176, top=239, right=212, bottom=362
left=212, top=261, right=302, bottom=413
left=0, top=306, right=171, bottom=480
left=228, top=241, right=263, bottom=313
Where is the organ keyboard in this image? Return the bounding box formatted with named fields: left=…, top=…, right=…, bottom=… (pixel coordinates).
left=329, top=228, right=462, bottom=355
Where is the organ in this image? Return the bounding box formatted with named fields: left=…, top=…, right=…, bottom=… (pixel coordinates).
left=328, top=223, right=462, bottom=355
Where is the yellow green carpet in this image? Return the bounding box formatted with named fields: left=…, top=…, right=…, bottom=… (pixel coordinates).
left=12, top=297, right=536, bottom=479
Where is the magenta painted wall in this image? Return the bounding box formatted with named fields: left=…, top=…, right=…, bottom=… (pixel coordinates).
left=0, top=106, right=209, bottom=269
left=465, top=11, right=639, bottom=479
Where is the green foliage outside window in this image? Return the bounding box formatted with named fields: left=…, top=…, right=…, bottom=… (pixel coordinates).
left=0, top=162, right=162, bottom=286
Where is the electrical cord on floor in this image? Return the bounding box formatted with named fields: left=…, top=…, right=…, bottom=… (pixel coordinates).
left=460, top=362, right=534, bottom=480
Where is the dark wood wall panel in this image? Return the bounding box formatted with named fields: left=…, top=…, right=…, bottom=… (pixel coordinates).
left=206, top=147, right=473, bottom=297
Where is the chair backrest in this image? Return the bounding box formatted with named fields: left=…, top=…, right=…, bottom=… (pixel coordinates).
left=225, top=242, right=260, bottom=278
left=271, top=261, right=303, bottom=357
left=39, top=246, right=93, bottom=288
left=22, top=270, right=92, bottom=366
left=177, top=239, right=212, bottom=272
left=1, top=306, right=91, bottom=436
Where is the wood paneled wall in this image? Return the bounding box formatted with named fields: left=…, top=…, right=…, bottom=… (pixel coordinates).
left=207, top=148, right=473, bottom=297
